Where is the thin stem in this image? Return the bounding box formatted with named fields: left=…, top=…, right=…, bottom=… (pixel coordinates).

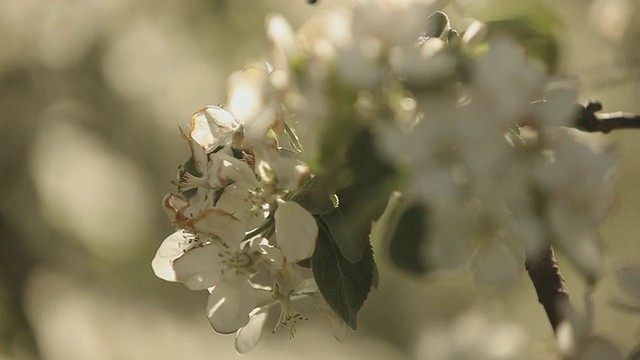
left=525, top=246, right=571, bottom=333
left=243, top=215, right=275, bottom=241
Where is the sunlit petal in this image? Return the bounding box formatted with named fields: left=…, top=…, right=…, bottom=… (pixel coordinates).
left=151, top=230, right=189, bottom=282
left=227, top=67, right=269, bottom=123
left=178, top=123, right=209, bottom=174
left=267, top=13, right=296, bottom=72
left=191, top=106, right=238, bottom=151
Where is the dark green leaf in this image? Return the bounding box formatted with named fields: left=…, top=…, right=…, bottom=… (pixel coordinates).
left=389, top=204, right=431, bottom=274
left=296, top=258, right=312, bottom=268
left=292, top=176, right=338, bottom=215
left=320, top=209, right=365, bottom=262
left=312, top=221, right=375, bottom=330
left=321, top=130, right=397, bottom=262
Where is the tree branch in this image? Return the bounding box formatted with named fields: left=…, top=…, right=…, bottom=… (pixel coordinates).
left=573, top=101, right=640, bottom=133
left=525, top=246, right=571, bottom=333
left=524, top=100, right=639, bottom=333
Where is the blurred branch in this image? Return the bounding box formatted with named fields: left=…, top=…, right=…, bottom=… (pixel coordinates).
left=0, top=215, right=40, bottom=359
left=525, top=246, right=571, bottom=333
left=574, top=101, right=640, bottom=133
left=0, top=66, right=43, bottom=359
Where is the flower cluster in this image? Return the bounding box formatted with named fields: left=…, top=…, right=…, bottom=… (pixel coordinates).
left=151, top=66, right=349, bottom=353
left=377, top=34, right=616, bottom=285
left=153, top=0, right=618, bottom=355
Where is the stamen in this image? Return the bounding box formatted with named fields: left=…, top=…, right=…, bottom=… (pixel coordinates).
left=271, top=292, right=308, bottom=338
left=180, top=232, right=204, bottom=251
left=175, top=172, right=210, bottom=191
left=217, top=249, right=254, bottom=277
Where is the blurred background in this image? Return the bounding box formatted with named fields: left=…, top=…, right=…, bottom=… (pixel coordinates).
left=0, top=0, right=639, bottom=359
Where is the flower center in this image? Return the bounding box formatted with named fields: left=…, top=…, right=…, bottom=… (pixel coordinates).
left=218, top=249, right=254, bottom=276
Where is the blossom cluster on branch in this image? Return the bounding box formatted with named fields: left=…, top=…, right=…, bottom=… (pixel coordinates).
left=152, top=0, right=618, bottom=355
left=151, top=69, right=345, bottom=353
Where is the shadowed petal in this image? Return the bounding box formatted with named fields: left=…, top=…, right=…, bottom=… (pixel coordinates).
left=173, top=242, right=228, bottom=290
left=235, top=309, right=269, bottom=355
left=275, top=200, right=318, bottom=261
left=207, top=279, right=258, bottom=334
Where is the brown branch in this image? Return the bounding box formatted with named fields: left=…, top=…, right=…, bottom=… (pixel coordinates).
left=525, top=246, right=571, bottom=333
left=574, top=101, right=640, bottom=133
left=524, top=100, right=639, bottom=334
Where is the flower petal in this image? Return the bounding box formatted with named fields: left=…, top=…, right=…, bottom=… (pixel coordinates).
left=274, top=200, right=318, bottom=261
left=173, top=242, right=228, bottom=290
left=189, top=208, right=244, bottom=246
left=191, top=106, right=238, bottom=152
left=179, top=123, right=209, bottom=175
left=162, top=193, right=189, bottom=226
left=151, top=230, right=188, bottom=282
left=235, top=309, right=268, bottom=355
left=216, top=184, right=266, bottom=230
left=473, top=241, right=520, bottom=293
left=272, top=154, right=310, bottom=191
left=257, top=243, right=285, bottom=271
left=207, top=279, right=258, bottom=334
left=215, top=154, right=261, bottom=188
left=267, top=13, right=296, bottom=72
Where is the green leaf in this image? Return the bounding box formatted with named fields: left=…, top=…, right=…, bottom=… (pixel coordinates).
left=320, top=209, right=364, bottom=262
left=312, top=221, right=375, bottom=330
left=321, top=130, right=397, bottom=262
left=388, top=204, right=431, bottom=274
left=292, top=176, right=338, bottom=215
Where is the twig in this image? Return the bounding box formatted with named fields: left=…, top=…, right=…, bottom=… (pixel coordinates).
left=525, top=246, right=571, bottom=333
left=574, top=101, right=640, bottom=133
left=524, top=101, right=640, bottom=334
